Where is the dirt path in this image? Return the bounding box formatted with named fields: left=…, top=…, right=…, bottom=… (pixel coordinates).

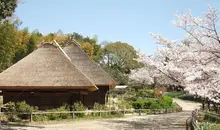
left=1, top=112, right=191, bottom=130
left=1, top=99, right=201, bottom=130
left=173, top=98, right=201, bottom=111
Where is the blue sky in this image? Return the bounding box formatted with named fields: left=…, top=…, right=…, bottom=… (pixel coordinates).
left=15, top=0, right=219, bottom=54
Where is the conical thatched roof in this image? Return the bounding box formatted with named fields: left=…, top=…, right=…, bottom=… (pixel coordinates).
left=0, top=42, right=98, bottom=91
left=63, top=39, right=117, bottom=87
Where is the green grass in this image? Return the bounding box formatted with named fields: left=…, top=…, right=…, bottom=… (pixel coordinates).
left=198, top=122, right=220, bottom=130
left=165, top=91, right=184, bottom=98
left=165, top=91, right=202, bottom=102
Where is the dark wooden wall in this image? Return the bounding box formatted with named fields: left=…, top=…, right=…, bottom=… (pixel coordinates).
left=84, top=86, right=109, bottom=108
left=2, top=87, right=109, bottom=110
left=3, top=90, right=83, bottom=110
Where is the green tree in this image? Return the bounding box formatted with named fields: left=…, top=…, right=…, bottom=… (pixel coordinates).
left=26, top=30, right=42, bottom=54
left=0, top=0, right=17, bottom=20
left=13, top=27, right=30, bottom=63
left=101, top=42, right=142, bottom=84
left=0, top=21, right=17, bottom=72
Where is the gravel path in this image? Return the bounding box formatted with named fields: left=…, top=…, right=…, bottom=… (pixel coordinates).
left=1, top=112, right=190, bottom=130
left=173, top=98, right=201, bottom=111
left=1, top=99, right=201, bottom=130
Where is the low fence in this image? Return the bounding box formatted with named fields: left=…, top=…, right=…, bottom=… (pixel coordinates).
left=186, top=109, right=199, bottom=130
left=0, top=107, right=182, bottom=122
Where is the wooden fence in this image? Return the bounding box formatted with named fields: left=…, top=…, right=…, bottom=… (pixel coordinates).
left=0, top=107, right=182, bottom=122
left=186, top=109, right=199, bottom=130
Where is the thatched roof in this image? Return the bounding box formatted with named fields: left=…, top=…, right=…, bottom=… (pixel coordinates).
left=63, top=39, right=117, bottom=87
left=0, top=42, right=98, bottom=91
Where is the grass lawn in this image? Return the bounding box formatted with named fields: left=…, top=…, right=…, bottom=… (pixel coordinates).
left=165, top=91, right=202, bottom=102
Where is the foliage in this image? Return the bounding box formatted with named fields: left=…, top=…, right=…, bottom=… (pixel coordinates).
left=117, top=99, right=132, bottom=110
left=124, top=88, right=155, bottom=101
left=198, top=122, right=220, bottom=130
left=103, top=66, right=129, bottom=85
left=0, top=21, right=17, bottom=72
left=73, top=101, right=87, bottom=117
left=33, top=104, right=71, bottom=121
left=93, top=102, right=106, bottom=110
left=101, top=41, right=142, bottom=84
left=178, top=94, right=202, bottom=102
left=198, top=123, right=214, bottom=130
left=165, top=91, right=202, bottom=102
left=5, top=101, right=38, bottom=113
left=26, top=30, right=42, bottom=54
left=132, top=95, right=175, bottom=109
left=81, top=42, right=94, bottom=57
left=5, top=101, right=38, bottom=121
left=0, top=0, right=17, bottom=20
left=204, top=112, right=220, bottom=123
left=165, top=91, right=185, bottom=98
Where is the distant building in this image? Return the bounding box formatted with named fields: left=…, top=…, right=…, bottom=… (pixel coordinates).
left=0, top=40, right=117, bottom=109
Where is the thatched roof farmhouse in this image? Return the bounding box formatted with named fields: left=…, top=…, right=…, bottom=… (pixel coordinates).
left=0, top=40, right=116, bottom=109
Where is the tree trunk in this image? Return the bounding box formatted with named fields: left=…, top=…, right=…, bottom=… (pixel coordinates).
left=202, top=99, right=205, bottom=111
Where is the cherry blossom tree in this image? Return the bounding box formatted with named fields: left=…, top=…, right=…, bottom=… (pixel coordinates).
left=130, top=6, right=220, bottom=109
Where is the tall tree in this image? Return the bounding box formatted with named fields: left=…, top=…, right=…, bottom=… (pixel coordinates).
left=13, top=27, right=30, bottom=63
left=26, top=30, right=43, bottom=54
left=0, top=0, right=17, bottom=20
left=0, top=21, right=17, bottom=72
left=101, top=42, right=141, bottom=84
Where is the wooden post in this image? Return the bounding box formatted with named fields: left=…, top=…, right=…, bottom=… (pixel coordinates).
left=99, top=111, right=101, bottom=117
left=72, top=112, right=75, bottom=119
left=152, top=109, right=155, bottom=114
left=138, top=109, right=141, bottom=116
left=30, top=113, right=33, bottom=122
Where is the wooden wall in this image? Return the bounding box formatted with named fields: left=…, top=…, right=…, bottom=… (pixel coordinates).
left=3, top=90, right=83, bottom=110
left=2, top=87, right=109, bottom=110
left=84, top=86, right=109, bottom=108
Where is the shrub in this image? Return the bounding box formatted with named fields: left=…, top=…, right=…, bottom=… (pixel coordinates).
left=5, top=101, right=38, bottom=121
left=93, top=102, right=105, bottom=110
left=33, top=114, right=48, bottom=122
left=144, top=109, right=152, bottom=114
left=165, top=91, right=184, bottom=98
left=132, top=95, right=177, bottom=110
left=56, top=105, right=71, bottom=119
left=136, top=90, right=155, bottom=99
left=204, top=113, right=220, bottom=123
left=132, top=100, right=144, bottom=109
left=150, top=100, right=162, bottom=109
left=159, top=95, right=173, bottom=109
left=5, top=101, right=38, bottom=113
left=117, top=99, right=132, bottom=110
left=92, top=102, right=107, bottom=116
left=198, top=122, right=214, bottom=130
left=33, top=104, right=71, bottom=121
left=73, top=102, right=86, bottom=117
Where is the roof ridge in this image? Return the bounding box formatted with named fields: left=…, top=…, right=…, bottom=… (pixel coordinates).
left=53, top=40, right=99, bottom=90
